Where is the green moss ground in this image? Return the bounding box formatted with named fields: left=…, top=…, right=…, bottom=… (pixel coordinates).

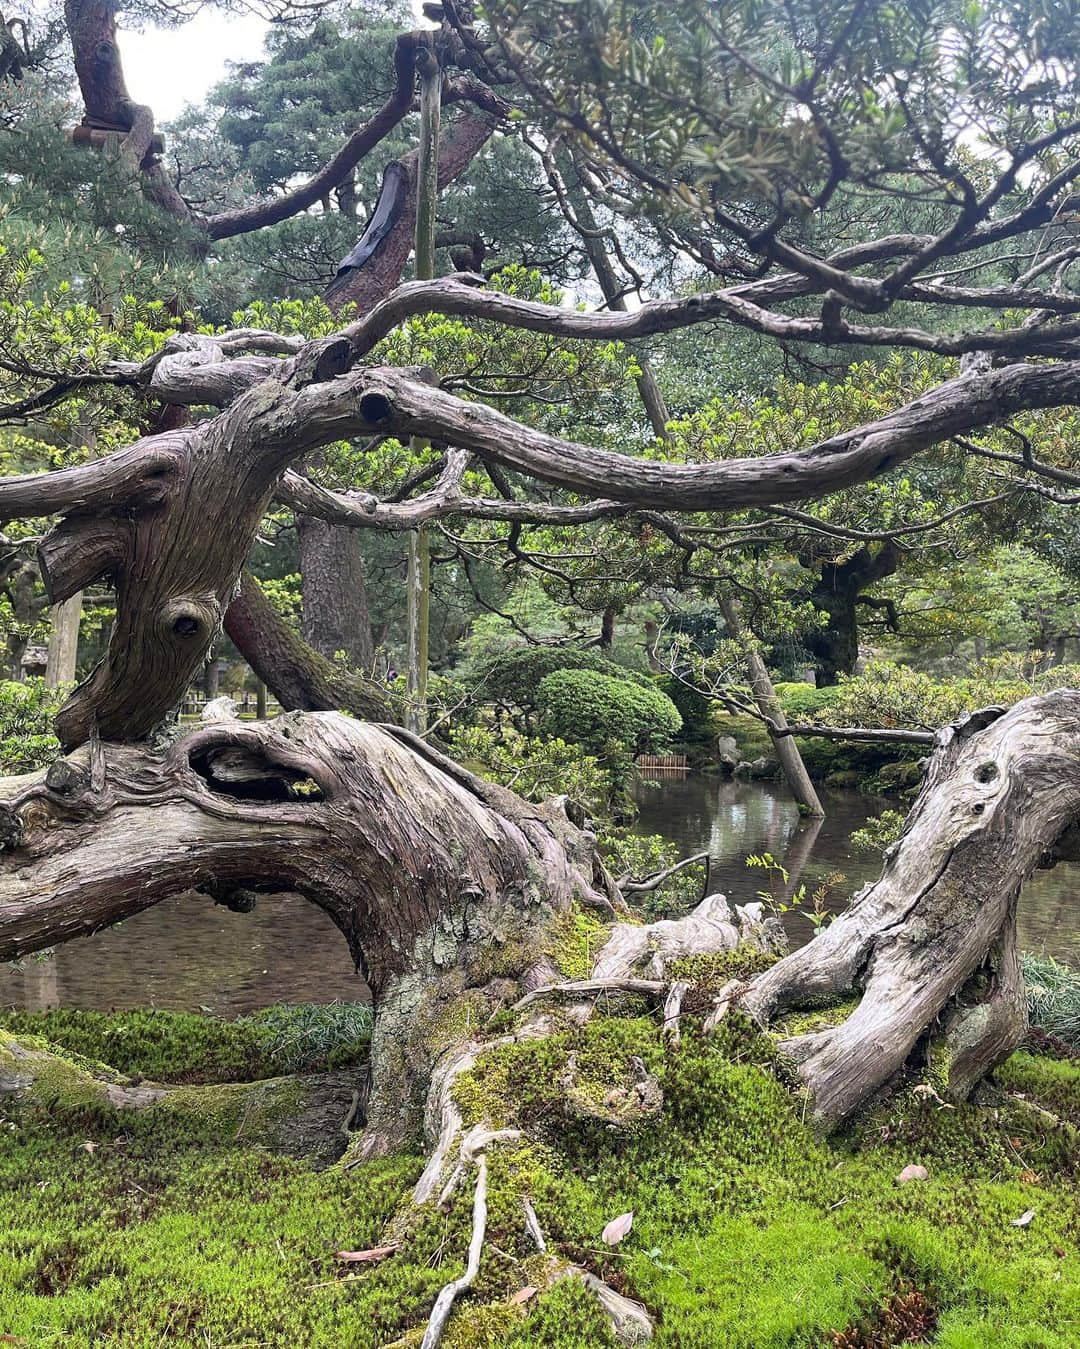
left=0, top=1003, right=372, bottom=1083
left=1, top=1005, right=1078, bottom=1347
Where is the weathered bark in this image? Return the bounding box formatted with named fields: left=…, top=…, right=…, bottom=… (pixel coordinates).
left=3, top=692, right=1076, bottom=1181
left=0, top=709, right=611, bottom=1149
left=347, top=357, right=1080, bottom=512
left=13, top=343, right=1080, bottom=757
left=20, top=352, right=378, bottom=749
left=63, top=0, right=188, bottom=209
left=64, top=0, right=134, bottom=131
left=740, top=691, right=1080, bottom=1130
left=224, top=571, right=391, bottom=722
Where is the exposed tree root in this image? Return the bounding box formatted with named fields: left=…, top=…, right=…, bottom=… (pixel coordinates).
left=519, top=1182, right=655, bottom=1345
left=511, top=977, right=667, bottom=1013
left=420, top=1150, right=491, bottom=1349
left=663, top=980, right=690, bottom=1046
left=593, top=891, right=786, bottom=981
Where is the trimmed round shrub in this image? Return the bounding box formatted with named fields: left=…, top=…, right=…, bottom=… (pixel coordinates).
left=484, top=646, right=653, bottom=718
left=773, top=681, right=842, bottom=720
left=536, top=668, right=681, bottom=758
left=656, top=674, right=715, bottom=744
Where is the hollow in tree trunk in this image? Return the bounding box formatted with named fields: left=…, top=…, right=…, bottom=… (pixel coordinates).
left=0, top=710, right=614, bottom=1152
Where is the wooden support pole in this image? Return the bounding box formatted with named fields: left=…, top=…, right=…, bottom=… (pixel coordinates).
left=405, top=36, right=441, bottom=734
left=719, top=595, right=825, bottom=818
left=45, top=593, right=82, bottom=688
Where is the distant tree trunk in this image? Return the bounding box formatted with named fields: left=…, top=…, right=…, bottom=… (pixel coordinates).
left=803, top=542, right=902, bottom=685
left=644, top=619, right=662, bottom=671
left=224, top=571, right=392, bottom=722
left=297, top=517, right=375, bottom=671
left=3, top=557, right=45, bottom=679
left=599, top=605, right=616, bottom=649
left=45, top=593, right=81, bottom=687
left=203, top=653, right=220, bottom=699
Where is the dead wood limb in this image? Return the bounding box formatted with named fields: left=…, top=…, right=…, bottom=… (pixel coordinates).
left=741, top=692, right=1080, bottom=1130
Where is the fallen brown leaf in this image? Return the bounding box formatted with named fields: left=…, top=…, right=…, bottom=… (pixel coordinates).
left=335, top=1242, right=400, bottom=1264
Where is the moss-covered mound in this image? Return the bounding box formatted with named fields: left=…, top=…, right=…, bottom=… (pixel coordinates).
left=1, top=1004, right=1078, bottom=1347
left=0, top=1002, right=372, bottom=1084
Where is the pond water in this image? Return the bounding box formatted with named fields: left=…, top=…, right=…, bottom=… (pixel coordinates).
left=0, top=779, right=1076, bottom=1015
left=633, top=776, right=1080, bottom=966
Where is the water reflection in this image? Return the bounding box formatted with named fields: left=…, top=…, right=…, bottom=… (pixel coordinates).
left=0, top=890, right=366, bottom=1015
left=633, top=776, right=1080, bottom=965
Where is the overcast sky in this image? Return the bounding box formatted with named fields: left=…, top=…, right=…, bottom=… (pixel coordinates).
left=113, top=2, right=427, bottom=122
left=118, top=13, right=273, bottom=120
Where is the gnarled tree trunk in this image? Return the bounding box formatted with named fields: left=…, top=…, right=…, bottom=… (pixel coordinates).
left=0, top=709, right=612, bottom=1151
left=3, top=693, right=1076, bottom=1154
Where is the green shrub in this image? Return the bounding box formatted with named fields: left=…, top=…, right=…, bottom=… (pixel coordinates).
left=849, top=809, right=907, bottom=853
left=536, top=668, right=681, bottom=759
left=482, top=645, right=652, bottom=721
left=773, top=681, right=841, bottom=720
left=656, top=675, right=716, bottom=744
left=0, top=678, right=65, bottom=773
left=240, top=1002, right=373, bottom=1073
left=831, top=657, right=1080, bottom=732
left=450, top=724, right=613, bottom=816
left=600, top=830, right=706, bottom=918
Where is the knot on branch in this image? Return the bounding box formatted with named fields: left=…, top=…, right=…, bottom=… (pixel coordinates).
left=290, top=337, right=353, bottom=388
left=44, top=757, right=90, bottom=797
left=0, top=802, right=22, bottom=851
left=157, top=595, right=221, bottom=646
